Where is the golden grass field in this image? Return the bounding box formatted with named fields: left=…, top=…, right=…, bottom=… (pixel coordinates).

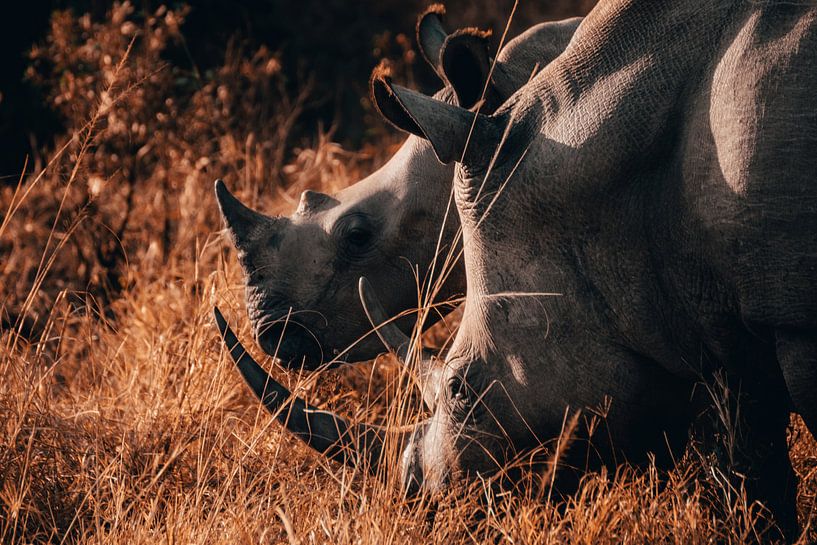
left=2, top=3, right=817, bottom=543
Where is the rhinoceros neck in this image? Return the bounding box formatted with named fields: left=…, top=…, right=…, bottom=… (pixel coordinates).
left=338, top=136, right=446, bottom=200
left=460, top=0, right=755, bottom=373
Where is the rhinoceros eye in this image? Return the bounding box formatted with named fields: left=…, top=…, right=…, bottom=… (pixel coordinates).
left=448, top=375, right=471, bottom=412
left=346, top=227, right=372, bottom=249
left=335, top=213, right=376, bottom=258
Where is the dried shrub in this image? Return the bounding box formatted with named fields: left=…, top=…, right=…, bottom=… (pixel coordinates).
left=4, top=2, right=330, bottom=333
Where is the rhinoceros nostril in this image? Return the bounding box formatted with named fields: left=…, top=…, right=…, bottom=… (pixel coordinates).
left=256, top=318, right=324, bottom=369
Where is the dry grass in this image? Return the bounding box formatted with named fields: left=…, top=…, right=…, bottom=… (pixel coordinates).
left=2, top=3, right=817, bottom=544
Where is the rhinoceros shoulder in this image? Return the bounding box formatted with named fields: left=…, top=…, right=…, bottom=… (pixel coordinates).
left=681, top=6, right=817, bottom=327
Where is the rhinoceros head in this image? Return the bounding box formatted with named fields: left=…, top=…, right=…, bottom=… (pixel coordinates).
left=215, top=140, right=462, bottom=369
left=215, top=10, right=513, bottom=369
left=365, top=73, right=692, bottom=494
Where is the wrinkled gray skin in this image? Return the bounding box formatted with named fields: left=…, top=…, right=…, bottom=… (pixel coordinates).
left=373, top=1, right=817, bottom=540
left=216, top=16, right=582, bottom=369
left=216, top=1, right=816, bottom=541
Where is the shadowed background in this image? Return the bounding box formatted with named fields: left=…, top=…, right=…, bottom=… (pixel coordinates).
left=1, top=0, right=595, bottom=179
left=0, top=0, right=595, bottom=329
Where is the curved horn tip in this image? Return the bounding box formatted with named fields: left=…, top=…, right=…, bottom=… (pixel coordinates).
left=214, top=305, right=226, bottom=331
left=358, top=276, right=372, bottom=301
left=358, top=276, right=383, bottom=322
left=213, top=179, right=283, bottom=249
left=213, top=305, right=234, bottom=343
left=213, top=178, right=235, bottom=207
left=214, top=178, right=242, bottom=210
left=213, top=305, right=293, bottom=411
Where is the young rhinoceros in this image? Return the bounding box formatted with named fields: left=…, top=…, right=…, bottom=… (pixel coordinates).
left=216, top=9, right=581, bottom=369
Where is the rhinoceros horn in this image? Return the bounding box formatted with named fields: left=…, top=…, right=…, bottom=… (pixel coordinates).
left=214, top=306, right=407, bottom=467
left=214, top=179, right=283, bottom=251
left=358, top=277, right=442, bottom=409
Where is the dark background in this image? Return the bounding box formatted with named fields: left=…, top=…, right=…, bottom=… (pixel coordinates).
left=0, top=0, right=594, bottom=180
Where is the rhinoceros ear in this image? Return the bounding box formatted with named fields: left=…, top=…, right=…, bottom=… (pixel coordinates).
left=440, top=28, right=495, bottom=109
left=372, top=72, right=498, bottom=164
left=416, top=4, right=448, bottom=78
left=371, top=61, right=425, bottom=137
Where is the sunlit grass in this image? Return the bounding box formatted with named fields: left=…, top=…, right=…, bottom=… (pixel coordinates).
left=1, top=2, right=816, bottom=544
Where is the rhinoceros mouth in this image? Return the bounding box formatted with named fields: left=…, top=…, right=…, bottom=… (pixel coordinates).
left=254, top=314, right=327, bottom=370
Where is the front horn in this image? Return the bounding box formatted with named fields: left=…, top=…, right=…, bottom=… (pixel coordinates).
left=214, top=179, right=284, bottom=251
left=214, top=306, right=396, bottom=468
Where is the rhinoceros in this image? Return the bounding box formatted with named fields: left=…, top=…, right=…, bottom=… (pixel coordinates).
left=216, top=0, right=817, bottom=540
left=215, top=9, right=582, bottom=369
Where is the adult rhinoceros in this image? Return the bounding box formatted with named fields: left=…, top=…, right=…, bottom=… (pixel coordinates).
left=216, top=0, right=817, bottom=540
left=215, top=8, right=582, bottom=369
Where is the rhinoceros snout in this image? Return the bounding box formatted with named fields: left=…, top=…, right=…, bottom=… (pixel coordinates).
left=399, top=421, right=451, bottom=497
left=256, top=318, right=325, bottom=369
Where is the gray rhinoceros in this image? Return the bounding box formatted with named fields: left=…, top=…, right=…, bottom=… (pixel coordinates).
left=215, top=8, right=582, bottom=369
left=216, top=0, right=817, bottom=540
